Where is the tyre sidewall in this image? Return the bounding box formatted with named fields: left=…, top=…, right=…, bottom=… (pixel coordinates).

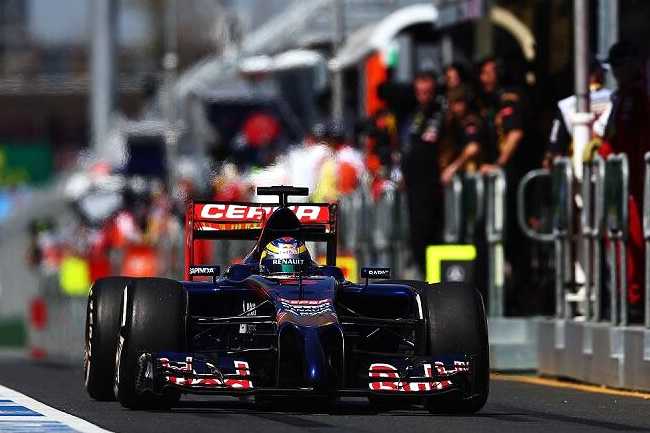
left=84, top=276, right=132, bottom=401
left=424, top=282, right=489, bottom=412
left=115, top=277, right=187, bottom=409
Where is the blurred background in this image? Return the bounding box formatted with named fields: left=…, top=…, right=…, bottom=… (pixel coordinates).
left=0, top=0, right=648, bottom=377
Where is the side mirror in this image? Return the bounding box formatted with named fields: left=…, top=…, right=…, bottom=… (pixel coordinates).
left=360, top=268, right=390, bottom=288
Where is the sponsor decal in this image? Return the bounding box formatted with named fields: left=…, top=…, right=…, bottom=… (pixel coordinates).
left=196, top=204, right=329, bottom=223
left=277, top=244, right=298, bottom=255
left=189, top=266, right=220, bottom=276
left=360, top=267, right=391, bottom=279
left=445, top=264, right=466, bottom=282
left=368, top=269, right=389, bottom=276
left=160, top=357, right=253, bottom=389
left=368, top=361, right=469, bottom=392
left=276, top=297, right=335, bottom=318
left=271, top=258, right=304, bottom=265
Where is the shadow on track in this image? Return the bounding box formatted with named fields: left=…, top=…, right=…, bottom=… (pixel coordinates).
left=172, top=396, right=485, bottom=417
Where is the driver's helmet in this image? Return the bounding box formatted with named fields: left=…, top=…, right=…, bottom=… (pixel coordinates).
left=259, top=237, right=313, bottom=276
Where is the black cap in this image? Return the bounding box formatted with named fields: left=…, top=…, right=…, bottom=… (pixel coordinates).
left=605, top=42, right=639, bottom=66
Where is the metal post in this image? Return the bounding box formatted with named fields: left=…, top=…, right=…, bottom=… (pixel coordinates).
left=644, top=152, right=650, bottom=328
left=551, top=158, right=573, bottom=319
left=620, top=155, right=629, bottom=326
left=610, top=239, right=618, bottom=324
left=572, top=0, right=591, bottom=180
left=163, top=0, right=179, bottom=189
left=474, top=5, right=493, bottom=60
left=605, top=154, right=629, bottom=325
left=598, top=0, right=618, bottom=89
left=443, top=175, right=462, bottom=244
left=593, top=156, right=605, bottom=321
left=486, top=169, right=506, bottom=317
left=441, top=33, right=453, bottom=66
left=463, top=173, right=484, bottom=245
left=555, top=233, right=565, bottom=318
left=582, top=162, right=592, bottom=320
left=331, top=0, right=345, bottom=121
left=90, top=0, right=118, bottom=163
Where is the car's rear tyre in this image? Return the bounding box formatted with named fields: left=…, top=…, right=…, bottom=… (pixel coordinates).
left=84, top=277, right=132, bottom=401
left=114, top=278, right=186, bottom=410
left=423, top=282, right=489, bottom=414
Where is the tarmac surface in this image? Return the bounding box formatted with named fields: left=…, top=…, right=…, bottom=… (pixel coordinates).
left=0, top=357, right=649, bottom=433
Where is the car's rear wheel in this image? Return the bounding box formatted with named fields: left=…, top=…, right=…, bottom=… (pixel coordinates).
left=423, top=282, right=489, bottom=414
left=114, top=278, right=186, bottom=410
left=84, top=277, right=132, bottom=401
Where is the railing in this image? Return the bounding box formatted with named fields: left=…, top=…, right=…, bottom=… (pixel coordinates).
left=443, top=175, right=462, bottom=244
left=582, top=156, right=605, bottom=321
left=443, top=169, right=507, bottom=317
left=552, top=157, right=574, bottom=318
left=605, top=154, right=629, bottom=325
left=519, top=153, right=646, bottom=326
left=485, top=169, right=506, bottom=317
left=536, top=151, right=650, bottom=393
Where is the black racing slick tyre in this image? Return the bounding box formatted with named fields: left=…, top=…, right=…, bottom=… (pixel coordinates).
left=423, top=282, right=489, bottom=414
left=114, top=278, right=186, bottom=410
left=84, top=277, right=132, bottom=401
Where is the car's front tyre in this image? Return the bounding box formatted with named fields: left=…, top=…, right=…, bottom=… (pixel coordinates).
left=84, top=277, right=132, bottom=401
left=423, top=282, right=489, bottom=414
left=114, top=278, right=186, bottom=410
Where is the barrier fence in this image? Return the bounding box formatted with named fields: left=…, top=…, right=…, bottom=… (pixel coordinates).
left=443, top=169, right=508, bottom=317
left=581, top=155, right=605, bottom=322
left=520, top=154, right=642, bottom=325
left=530, top=152, right=650, bottom=392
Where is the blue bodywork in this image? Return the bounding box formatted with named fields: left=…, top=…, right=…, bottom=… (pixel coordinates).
left=141, top=271, right=472, bottom=396
left=141, top=202, right=474, bottom=397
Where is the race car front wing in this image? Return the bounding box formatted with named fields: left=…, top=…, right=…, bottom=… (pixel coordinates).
left=138, top=351, right=474, bottom=396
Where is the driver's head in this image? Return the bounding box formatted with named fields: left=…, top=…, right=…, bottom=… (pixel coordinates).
left=259, top=237, right=313, bottom=276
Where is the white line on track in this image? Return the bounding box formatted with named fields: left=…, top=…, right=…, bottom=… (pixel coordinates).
left=0, top=383, right=114, bottom=433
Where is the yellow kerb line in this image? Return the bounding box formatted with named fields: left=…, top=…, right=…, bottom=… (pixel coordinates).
left=492, top=374, right=650, bottom=400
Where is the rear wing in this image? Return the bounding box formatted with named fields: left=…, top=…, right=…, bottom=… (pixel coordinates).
left=184, top=200, right=338, bottom=279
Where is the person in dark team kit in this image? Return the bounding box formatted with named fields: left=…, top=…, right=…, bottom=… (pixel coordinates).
left=440, top=85, right=484, bottom=184
left=476, top=57, right=536, bottom=314
left=400, top=71, right=444, bottom=274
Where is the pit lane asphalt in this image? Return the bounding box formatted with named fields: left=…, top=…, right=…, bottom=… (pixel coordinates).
left=0, top=356, right=649, bottom=433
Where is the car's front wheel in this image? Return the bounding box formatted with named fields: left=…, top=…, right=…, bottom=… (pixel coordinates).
left=114, top=278, right=186, bottom=410
left=423, top=282, right=489, bottom=414
left=84, top=277, right=132, bottom=401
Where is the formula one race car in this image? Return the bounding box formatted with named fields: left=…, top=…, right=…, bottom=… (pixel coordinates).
left=84, top=186, right=489, bottom=413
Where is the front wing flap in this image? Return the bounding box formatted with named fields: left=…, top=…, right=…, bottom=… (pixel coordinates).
left=140, top=351, right=473, bottom=396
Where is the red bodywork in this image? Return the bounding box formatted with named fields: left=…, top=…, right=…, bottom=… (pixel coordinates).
left=184, top=201, right=338, bottom=280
